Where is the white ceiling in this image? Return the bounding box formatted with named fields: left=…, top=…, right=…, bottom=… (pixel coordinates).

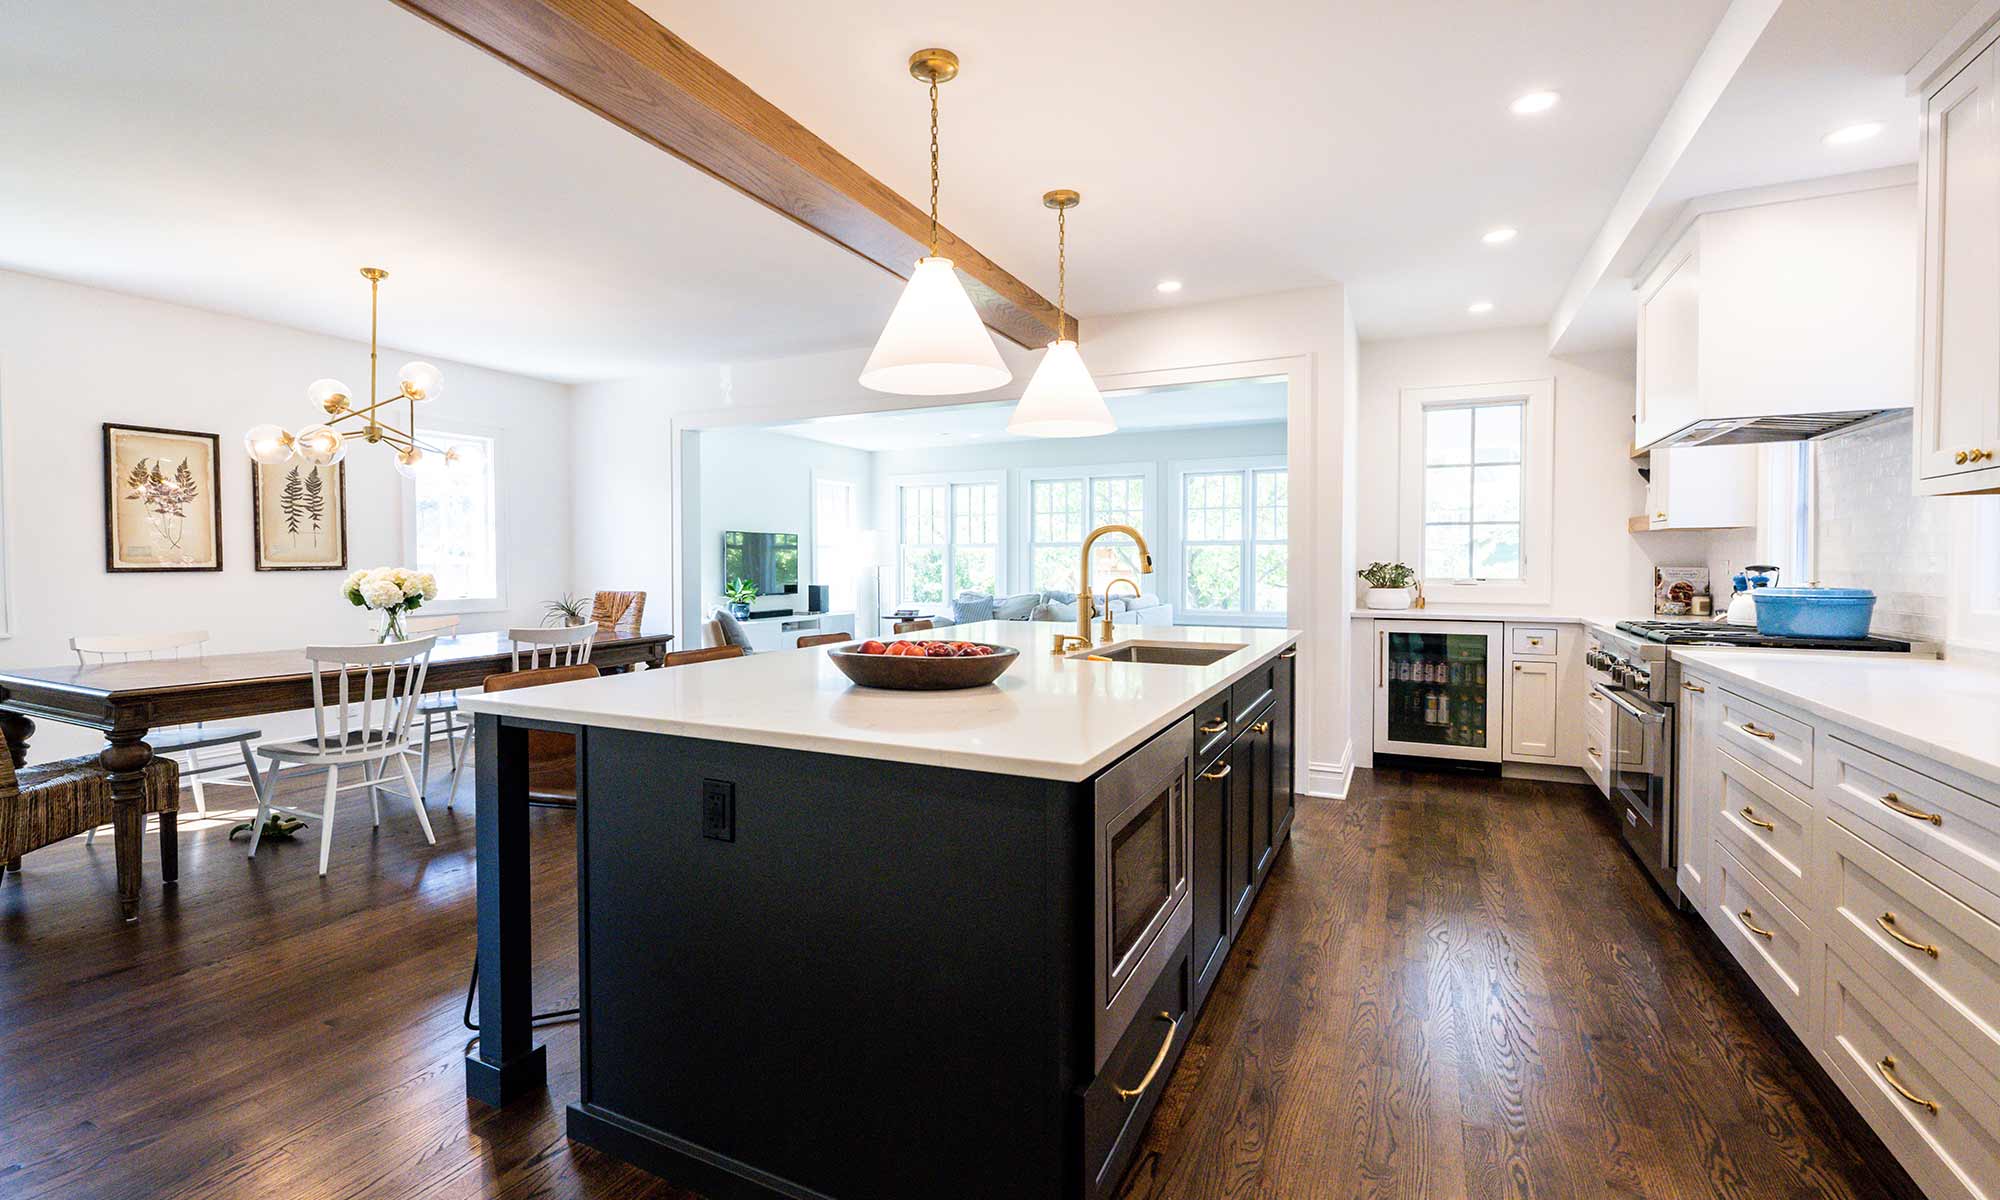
left=771, top=377, right=1287, bottom=452
left=0, top=0, right=899, bottom=383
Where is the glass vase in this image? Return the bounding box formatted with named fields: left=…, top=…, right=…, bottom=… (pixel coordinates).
left=377, top=607, right=408, bottom=643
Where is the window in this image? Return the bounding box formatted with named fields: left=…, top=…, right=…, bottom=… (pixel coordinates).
left=1399, top=379, right=1555, bottom=604
left=1027, top=470, right=1147, bottom=592
left=1177, top=461, right=1287, bottom=617
left=406, top=428, right=501, bottom=610
left=813, top=476, right=856, bottom=611
left=894, top=475, right=1003, bottom=606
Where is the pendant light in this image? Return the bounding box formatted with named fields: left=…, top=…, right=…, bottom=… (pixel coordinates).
left=1008, top=190, right=1115, bottom=437
left=859, top=49, right=1011, bottom=396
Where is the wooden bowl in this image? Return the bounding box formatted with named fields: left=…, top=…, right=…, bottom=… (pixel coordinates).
left=826, top=642, right=1021, bottom=690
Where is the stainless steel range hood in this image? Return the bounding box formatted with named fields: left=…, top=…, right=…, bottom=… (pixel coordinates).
left=1646, top=408, right=1896, bottom=448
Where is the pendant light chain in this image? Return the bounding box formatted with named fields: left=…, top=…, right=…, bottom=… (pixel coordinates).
left=927, top=79, right=940, bottom=256
left=1056, top=203, right=1067, bottom=337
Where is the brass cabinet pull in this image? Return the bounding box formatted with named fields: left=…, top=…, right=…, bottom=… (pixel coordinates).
left=1279, top=647, right=1298, bottom=659
left=1739, top=721, right=1778, bottom=740
left=1880, top=792, right=1944, bottom=825
left=1252, top=720, right=1271, bottom=735
left=1968, top=448, right=1994, bottom=464
left=1877, top=912, right=1940, bottom=959
left=1682, top=681, right=1706, bottom=694
left=1737, top=909, right=1776, bottom=940
left=1876, top=1056, right=1939, bottom=1115
left=1200, top=763, right=1232, bottom=781
left=1740, top=806, right=1776, bottom=832
left=1956, top=450, right=1971, bottom=465
left=1198, top=718, right=1229, bottom=735
left=1587, top=745, right=1601, bottom=759
left=1113, top=1010, right=1181, bottom=1099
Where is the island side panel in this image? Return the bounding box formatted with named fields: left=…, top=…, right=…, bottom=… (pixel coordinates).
left=573, top=727, right=1088, bottom=1200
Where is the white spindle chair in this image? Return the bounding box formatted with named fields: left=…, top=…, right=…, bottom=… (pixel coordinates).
left=508, top=623, right=597, bottom=670
left=405, top=614, right=472, bottom=805
left=244, top=637, right=437, bottom=875
left=71, top=631, right=263, bottom=838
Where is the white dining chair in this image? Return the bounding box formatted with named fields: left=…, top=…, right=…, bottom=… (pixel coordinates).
left=244, top=637, right=437, bottom=875
left=508, top=623, right=597, bottom=670
left=405, top=614, right=472, bottom=806
left=71, top=631, right=263, bottom=837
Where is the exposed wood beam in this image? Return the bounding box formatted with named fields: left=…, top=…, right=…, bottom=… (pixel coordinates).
left=389, top=0, right=1073, bottom=349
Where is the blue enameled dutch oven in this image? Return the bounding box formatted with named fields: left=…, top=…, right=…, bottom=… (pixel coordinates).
left=1750, top=587, right=1877, bottom=639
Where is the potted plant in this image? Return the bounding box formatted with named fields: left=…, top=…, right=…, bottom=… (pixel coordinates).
left=724, top=576, right=759, bottom=620
left=1357, top=561, right=1418, bottom=610
left=543, top=592, right=588, bottom=627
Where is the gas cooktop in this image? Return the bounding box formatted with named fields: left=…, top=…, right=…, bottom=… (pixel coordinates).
left=1613, top=619, right=1912, bottom=652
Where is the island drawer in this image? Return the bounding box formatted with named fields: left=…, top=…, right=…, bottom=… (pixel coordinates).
left=1081, top=935, right=1191, bottom=1200
left=1822, top=735, right=2000, bottom=911
left=1717, top=687, right=1814, bottom=791
left=1714, top=748, right=1815, bottom=917
left=1231, top=656, right=1278, bottom=731
left=1194, top=694, right=1232, bottom=769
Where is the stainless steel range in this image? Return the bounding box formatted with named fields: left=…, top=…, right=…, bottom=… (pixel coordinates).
left=1583, top=619, right=1913, bottom=906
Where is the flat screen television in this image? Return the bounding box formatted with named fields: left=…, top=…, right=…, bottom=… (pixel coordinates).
left=723, top=530, right=800, bottom=596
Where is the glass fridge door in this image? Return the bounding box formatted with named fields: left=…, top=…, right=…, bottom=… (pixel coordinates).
left=1382, top=629, right=1494, bottom=754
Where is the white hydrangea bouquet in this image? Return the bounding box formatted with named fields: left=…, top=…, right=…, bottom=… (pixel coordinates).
left=343, top=566, right=439, bottom=642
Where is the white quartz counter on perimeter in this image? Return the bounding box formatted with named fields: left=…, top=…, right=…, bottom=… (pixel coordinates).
left=1671, top=649, right=2000, bottom=789
left=459, top=620, right=1301, bottom=783
left=1348, top=610, right=1611, bottom=626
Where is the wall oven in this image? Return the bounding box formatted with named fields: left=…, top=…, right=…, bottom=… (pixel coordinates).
left=1092, top=716, right=1192, bottom=1071
left=1595, top=682, right=1677, bottom=901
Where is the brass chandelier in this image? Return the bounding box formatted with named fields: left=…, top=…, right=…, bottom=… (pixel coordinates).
left=244, top=267, right=455, bottom=477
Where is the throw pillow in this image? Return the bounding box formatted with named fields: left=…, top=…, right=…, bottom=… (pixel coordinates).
left=952, top=591, right=996, bottom=624
left=993, top=592, right=1040, bottom=621
left=711, top=607, right=754, bottom=651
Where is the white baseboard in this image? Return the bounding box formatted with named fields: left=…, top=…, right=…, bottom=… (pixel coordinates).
left=1303, top=739, right=1354, bottom=799
left=1500, top=761, right=1592, bottom=785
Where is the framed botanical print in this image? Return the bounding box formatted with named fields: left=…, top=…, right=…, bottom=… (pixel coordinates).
left=252, top=459, right=347, bottom=571
left=103, top=423, right=224, bottom=572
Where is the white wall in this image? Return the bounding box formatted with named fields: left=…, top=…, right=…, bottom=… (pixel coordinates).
left=691, top=428, right=875, bottom=630
left=0, top=268, right=575, bottom=761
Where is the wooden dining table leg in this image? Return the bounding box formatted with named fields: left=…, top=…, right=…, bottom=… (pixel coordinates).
left=101, top=729, right=154, bottom=922
left=2, top=711, right=33, bottom=875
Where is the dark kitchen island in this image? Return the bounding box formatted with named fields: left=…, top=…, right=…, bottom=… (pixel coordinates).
left=461, top=621, right=1299, bottom=1200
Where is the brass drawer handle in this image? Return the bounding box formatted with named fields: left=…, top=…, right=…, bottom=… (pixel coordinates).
left=1969, top=448, right=1995, bottom=464
left=1682, top=681, right=1706, bottom=694
left=1877, top=1056, right=1939, bottom=1115
left=1956, top=450, right=1970, bottom=465
left=1740, top=806, right=1776, bottom=832
left=1198, top=718, right=1228, bottom=735
left=1587, top=745, right=1600, bottom=758
left=1737, top=909, right=1776, bottom=940
left=1200, top=763, right=1232, bottom=781
left=1251, top=720, right=1271, bottom=735
left=1279, top=647, right=1297, bottom=659
left=1880, top=792, right=1943, bottom=826
left=1113, top=1010, right=1182, bottom=1099
left=1739, top=721, right=1778, bottom=740
left=1877, top=913, right=1940, bottom=959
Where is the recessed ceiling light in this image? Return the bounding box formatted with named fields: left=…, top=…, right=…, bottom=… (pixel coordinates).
left=1155, top=279, right=1183, bottom=294
left=1510, top=90, right=1560, bottom=116
left=1822, top=121, right=1884, bottom=147
left=1468, top=301, right=1495, bottom=315
left=1482, top=227, right=1518, bottom=245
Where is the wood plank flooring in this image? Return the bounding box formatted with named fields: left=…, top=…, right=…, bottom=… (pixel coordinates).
left=0, top=762, right=1901, bottom=1199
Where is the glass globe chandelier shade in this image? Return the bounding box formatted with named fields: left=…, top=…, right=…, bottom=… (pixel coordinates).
left=398, top=361, right=443, bottom=401
left=858, top=258, right=1013, bottom=396
left=1007, top=340, right=1116, bottom=437
left=393, top=446, right=424, bottom=479
left=294, top=424, right=348, bottom=466
left=243, top=424, right=296, bottom=466
left=306, top=378, right=352, bottom=416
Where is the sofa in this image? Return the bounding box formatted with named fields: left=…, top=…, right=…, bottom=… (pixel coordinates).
left=947, top=589, right=1173, bottom=628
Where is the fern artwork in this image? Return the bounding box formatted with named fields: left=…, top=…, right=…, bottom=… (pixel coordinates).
left=103, top=424, right=223, bottom=572
left=252, top=456, right=347, bottom=571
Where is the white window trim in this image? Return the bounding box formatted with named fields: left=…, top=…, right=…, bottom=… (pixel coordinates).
left=1397, top=378, right=1555, bottom=606
left=400, top=421, right=508, bottom=616
left=1015, top=461, right=1159, bottom=596
left=809, top=470, right=857, bottom=610
left=884, top=470, right=1007, bottom=607
left=1168, top=454, right=1288, bottom=626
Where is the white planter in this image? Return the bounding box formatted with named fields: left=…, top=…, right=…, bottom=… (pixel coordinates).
left=1364, top=587, right=1415, bottom=610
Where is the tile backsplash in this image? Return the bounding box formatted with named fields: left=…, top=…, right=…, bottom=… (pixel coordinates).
left=1812, top=413, right=1949, bottom=640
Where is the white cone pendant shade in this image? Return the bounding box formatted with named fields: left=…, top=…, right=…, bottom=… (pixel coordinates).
left=858, top=257, right=1011, bottom=395
left=1009, top=339, right=1116, bottom=437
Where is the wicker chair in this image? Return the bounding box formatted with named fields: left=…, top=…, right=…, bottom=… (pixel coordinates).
left=590, top=591, right=646, bottom=637
left=0, top=750, right=181, bottom=891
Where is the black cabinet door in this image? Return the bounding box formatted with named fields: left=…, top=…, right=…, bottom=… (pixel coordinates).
left=1273, top=651, right=1295, bottom=837
left=1227, top=733, right=1256, bottom=936
left=1190, top=757, right=1230, bottom=1008
left=1249, top=708, right=1275, bottom=883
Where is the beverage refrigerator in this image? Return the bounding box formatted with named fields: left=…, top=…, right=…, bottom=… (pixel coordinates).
left=1371, top=621, right=1504, bottom=764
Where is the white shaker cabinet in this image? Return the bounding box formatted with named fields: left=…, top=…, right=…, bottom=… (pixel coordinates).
left=1505, top=659, right=1558, bottom=759
left=1917, top=32, right=2000, bottom=496
left=1644, top=445, right=1757, bottom=531
left=1675, top=671, right=1715, bottom=903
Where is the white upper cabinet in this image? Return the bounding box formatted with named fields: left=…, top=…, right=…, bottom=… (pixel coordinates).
left=1644, top=444, right=1757, bottom=531
left=1632, top=185, right=1917, bottom=452
left=1917, top=33, right=2000, bottom=495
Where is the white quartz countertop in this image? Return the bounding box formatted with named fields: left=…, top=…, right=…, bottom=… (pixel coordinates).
left=459, top=621, right=1301, bottom=783
left=1349, top=610, right=1606, bottom=625
left=1671, top=649, right=2000, bottom=789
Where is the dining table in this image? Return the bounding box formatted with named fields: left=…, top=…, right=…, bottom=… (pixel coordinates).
left=0, top=629, right=673, bottom=920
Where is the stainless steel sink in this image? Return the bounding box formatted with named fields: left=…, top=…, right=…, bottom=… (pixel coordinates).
left=1074, top=641, right=1245, bottom=666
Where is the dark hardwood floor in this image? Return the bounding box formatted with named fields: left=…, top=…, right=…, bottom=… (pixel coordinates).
left=0, top=763, right=1898, bottom=1199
